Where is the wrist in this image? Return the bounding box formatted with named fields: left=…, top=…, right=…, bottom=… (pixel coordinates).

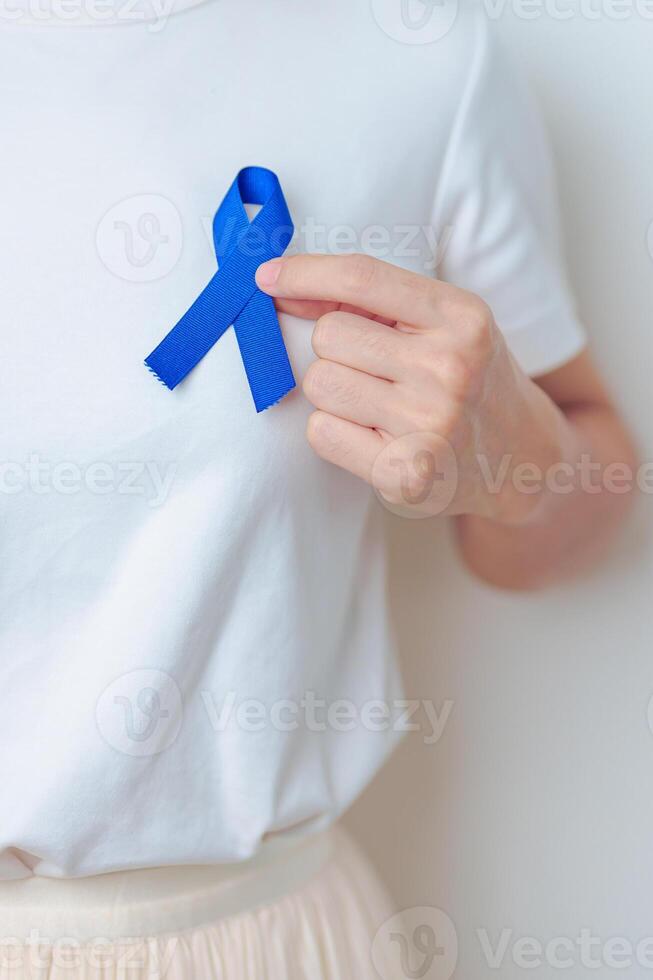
left=482, top=378, right=581, bottom=527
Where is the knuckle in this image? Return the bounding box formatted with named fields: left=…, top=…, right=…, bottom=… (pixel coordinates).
left=436, top=350, right=477, bottom=395
left=302, top=361, right=323, bottom=401
left=399, top=463, right=425, bottom=502
left=381, top=448, right=429, bottom=505
left=342, top=254, right=377, bottom=294
left=403, top=471, right=428, bottom=503
left=282, top=254, right=306, bottom=292
left=312, top=311, right=340, bottom=355
left=358, top=324, right=392, bottom=361
left=409, top=273, right=440, bottom=313
left=421, top=429, right=454, bottom=458
left=463, top=296, right=494, bottom=352
left=405, top=399, right=440, bottom=437
left=304, top=361, right=360, bottom=408
left=306, top=412, right=340, bottom=458
left=418, top=411, right=446, bottom=438
left=374, top=454, right=406, bottom=506
left=407, top=399, right=457, bottom=441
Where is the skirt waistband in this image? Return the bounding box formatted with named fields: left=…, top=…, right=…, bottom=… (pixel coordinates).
left=0, top=829, right=334, bottom=943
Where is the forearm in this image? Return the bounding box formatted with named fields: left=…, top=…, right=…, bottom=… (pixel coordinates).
left=455, top=394, right=638, bottom=591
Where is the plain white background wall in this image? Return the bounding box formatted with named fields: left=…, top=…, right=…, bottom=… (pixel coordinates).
left=346, top=4, right=653, bottom=977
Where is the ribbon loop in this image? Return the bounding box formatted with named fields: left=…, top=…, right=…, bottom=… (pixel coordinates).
left=145, top=167, right=296, bottom=413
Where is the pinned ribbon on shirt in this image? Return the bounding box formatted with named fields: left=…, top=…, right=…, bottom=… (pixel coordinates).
left=145, top=167, right=296, bottom=412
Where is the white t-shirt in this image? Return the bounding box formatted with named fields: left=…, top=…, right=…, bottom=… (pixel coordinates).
left=0, top=0, right=585, bottom=878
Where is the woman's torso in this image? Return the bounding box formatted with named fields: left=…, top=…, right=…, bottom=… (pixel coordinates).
left=0, top=0, right=469, bottom=877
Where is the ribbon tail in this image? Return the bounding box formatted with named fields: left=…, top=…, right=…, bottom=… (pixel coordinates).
left=234, top=290, right=296, bottom=413
left=145, top=268, right=258, bottom=390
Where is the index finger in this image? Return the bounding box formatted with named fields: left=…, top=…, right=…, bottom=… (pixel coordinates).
left=255, top=254, right=451, bottom=329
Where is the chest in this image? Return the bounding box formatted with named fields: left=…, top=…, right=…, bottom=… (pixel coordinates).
left=0, top=6, right=443, bottom=469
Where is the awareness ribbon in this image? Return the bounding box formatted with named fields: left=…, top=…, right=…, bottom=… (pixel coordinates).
left=145, top=167, right=296, bottom=412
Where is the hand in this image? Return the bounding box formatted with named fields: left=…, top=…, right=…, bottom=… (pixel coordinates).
left=256, top=254, right=566, bottom=522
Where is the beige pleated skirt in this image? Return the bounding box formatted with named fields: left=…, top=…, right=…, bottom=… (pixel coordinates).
left=0, top=826, right=399, bottom=979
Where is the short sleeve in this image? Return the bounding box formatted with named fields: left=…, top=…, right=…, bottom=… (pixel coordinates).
left=431, top=14, right=587, bottom=377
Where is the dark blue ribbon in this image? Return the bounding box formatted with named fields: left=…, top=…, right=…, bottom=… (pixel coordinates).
left=145, top=167, right=296, bottom=413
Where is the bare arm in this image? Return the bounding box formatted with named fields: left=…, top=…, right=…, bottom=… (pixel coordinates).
left=455, top=350, right=638, bottom=590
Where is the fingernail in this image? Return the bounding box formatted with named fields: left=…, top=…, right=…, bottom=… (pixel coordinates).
left=256, top=258, right=283, bottom=288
